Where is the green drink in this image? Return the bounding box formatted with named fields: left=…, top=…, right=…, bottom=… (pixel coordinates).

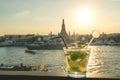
left=64, top=47, right=91, bottom=78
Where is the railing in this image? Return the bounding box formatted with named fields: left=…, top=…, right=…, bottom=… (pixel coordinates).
left=0, top=71, right=119, bottom=80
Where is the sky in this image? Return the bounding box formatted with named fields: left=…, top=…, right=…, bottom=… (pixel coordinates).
left=0, top=0, right=120, bottom=36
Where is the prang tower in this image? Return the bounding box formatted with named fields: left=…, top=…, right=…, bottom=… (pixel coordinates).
left=59, top=19, right=69, bottom=43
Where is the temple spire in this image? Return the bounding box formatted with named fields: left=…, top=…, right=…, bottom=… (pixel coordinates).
left=62, top=19, right=64, bottom=24
left=62, top=19, right=65, bottom=30
left=59, top=19, right=69, bottom=44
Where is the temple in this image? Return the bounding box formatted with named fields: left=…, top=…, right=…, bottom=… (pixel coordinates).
left=59, top=19, right=69, bottom=44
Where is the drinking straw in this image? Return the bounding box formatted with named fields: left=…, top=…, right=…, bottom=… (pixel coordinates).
left=87, top=37, right=94, bottom=47
left=51, top=35, right=68, bottom=49
left=87, top=30, right=100, bottom=47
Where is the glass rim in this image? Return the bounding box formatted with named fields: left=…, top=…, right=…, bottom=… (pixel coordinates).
left=63, top=47, right=91, bottom=51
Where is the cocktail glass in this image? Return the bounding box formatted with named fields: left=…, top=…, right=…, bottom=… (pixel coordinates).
left=63, top=47, right=91, bottom=78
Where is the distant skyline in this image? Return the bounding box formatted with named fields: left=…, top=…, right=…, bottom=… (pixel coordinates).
left=0, top=0, right=120, bottom=36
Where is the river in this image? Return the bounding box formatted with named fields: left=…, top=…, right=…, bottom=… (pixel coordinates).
left=0, top=46, right=119, bottom=76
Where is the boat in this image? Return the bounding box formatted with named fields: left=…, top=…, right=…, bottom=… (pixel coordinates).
left=25, top=49, right=36, bottom=54
left=0, top=40, right=13, bottom=47
left=27, top=41, right=64, bottom=50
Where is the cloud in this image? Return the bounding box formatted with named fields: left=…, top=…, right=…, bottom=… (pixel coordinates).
left=14, top=10, right=32, bottom=18
left=12, top=10, right=53, bottom=23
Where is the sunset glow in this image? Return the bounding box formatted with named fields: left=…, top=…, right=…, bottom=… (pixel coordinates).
left=0, top=0, right=120, bottom=35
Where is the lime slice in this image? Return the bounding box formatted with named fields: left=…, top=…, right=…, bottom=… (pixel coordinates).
left=79, top=66, right=86, bottom=72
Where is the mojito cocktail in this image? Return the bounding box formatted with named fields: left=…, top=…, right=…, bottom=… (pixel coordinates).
left=64, top=47, right=90, bottom=78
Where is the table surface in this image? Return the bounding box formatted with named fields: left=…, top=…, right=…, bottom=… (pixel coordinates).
left=0, top=71, right=119, bottom=80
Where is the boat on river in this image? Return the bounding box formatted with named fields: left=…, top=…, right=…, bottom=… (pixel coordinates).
left=25, top=49, right=36, bottom=54
left=27, top=41, right=64, bottom=50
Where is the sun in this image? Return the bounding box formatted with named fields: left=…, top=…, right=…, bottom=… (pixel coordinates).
left=77, top=7, right=93, bottom=25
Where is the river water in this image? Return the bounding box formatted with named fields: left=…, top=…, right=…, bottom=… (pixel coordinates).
left=0, top=46, right=119, bottom=76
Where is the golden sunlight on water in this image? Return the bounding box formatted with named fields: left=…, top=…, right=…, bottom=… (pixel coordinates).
left=87, top=46, right=120, bottom=77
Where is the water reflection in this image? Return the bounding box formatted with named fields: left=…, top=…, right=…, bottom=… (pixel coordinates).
left=88, top=46, right=120, bottom=75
